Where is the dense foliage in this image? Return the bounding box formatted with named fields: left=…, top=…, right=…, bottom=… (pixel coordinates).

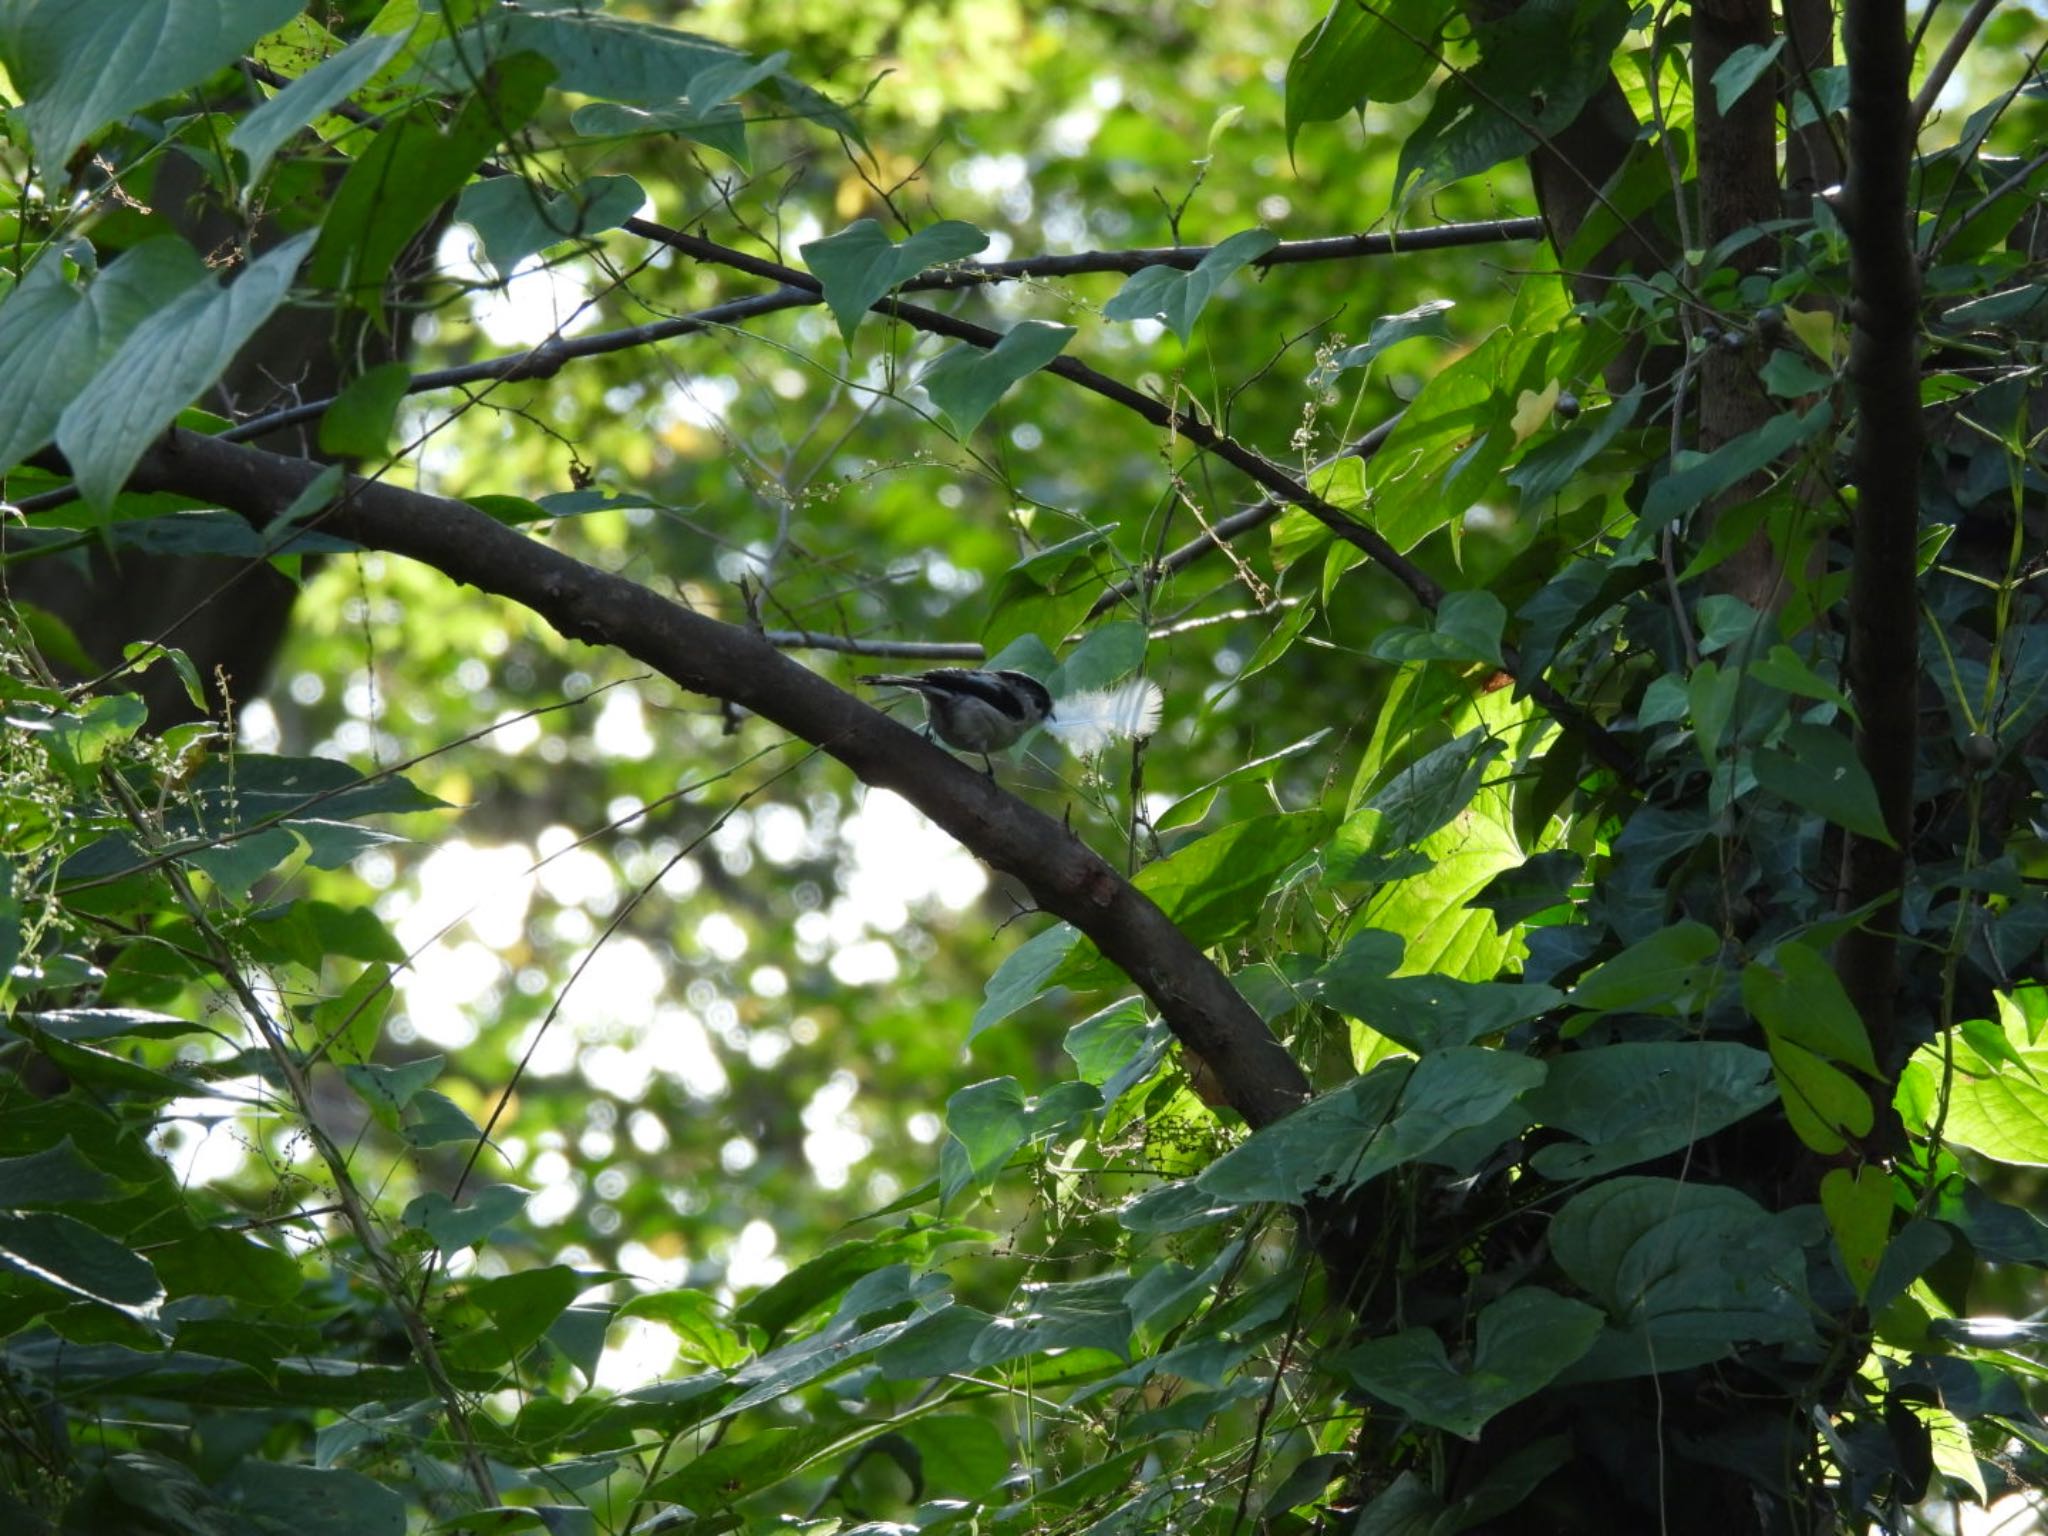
left=1, top=0, right=2045, bottom=1531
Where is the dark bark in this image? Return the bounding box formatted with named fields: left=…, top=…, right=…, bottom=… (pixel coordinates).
left=120, top=429, right=1320, bottom=1132
left=1695, top=0, right=1793, bottom=609
left=1835, top=0, right=1923, bottom=1081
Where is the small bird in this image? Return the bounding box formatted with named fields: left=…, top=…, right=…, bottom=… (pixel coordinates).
left=858, top=668, right=1055, bottom=776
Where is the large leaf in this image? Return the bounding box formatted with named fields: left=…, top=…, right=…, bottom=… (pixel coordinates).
left=0, top=1210, right=164, bottom=1313
left=1753, top=722, right=1896, bottom=845
left=1196, top=1048, right=1544, bottom=1204
left=1525, top=1042, right=1776, bottom=1178
left=54, top=234, right=314, bottom=510
left=1130, top=811, right=1327, bottom=950
left=801, top=218, right=990, bottom=345
left=1550, top=1177, right=1814, bottom=1379
left=1314, top=929, right=1561, bottom=1052
left=1336, top=1287, right=1603, bottom=1436
left=1640, top=402, right=1832, bottom=530
left=0, top=240, right=208, bottom=475
left=0, top=0, right=306, bottom=171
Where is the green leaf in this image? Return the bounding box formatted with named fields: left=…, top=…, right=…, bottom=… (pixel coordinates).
left=1764, top=1036, right=1873, bottom=1154
left=1741, top=944, right=1877, bottom=1074
left=221, top=1460, right=405, bottom=1536
left=1102, top=228, right=1278, bottom=344
left=0, top=239, right=208, bottom=474
left=920, top=320, right=1075, bottom=435
left=943, top=1077, right=1028, bottom=1200
left=228, top=29, right=408, bottom=191
left=1336, top=1287, right=1603, bottom=1437
left=1640, top=403, right=1831, bottom=531
left=1130, top=811, right=1327, bottom=949
left=1285, top=0, right=1455, bottom=147
left=570, top=99, right=752, bottom=166
left=1753, top=722, right=1896, bottom=844
left=1568, top=921, right=1720, bottom=1016
left=1392, top=0, right=1631, bottom=204
left=1549, top=1177, right=1814, bottom=1377
left=1525, top=1042, right=1776, bottom=1179
left=617, top=1287, right=751, bottom=1368
left=1064, top=998, right=1170, bottom=1104
left=1197, top=1049, right=1545, bottom=1204
left=341, top=1053, right=444, bottom=1132
left=800, top=218, right=989, bottom=345
left=1506, top=386, right=1641, bottom=503
left=464, top=8, right=856, bottom=142
left=55, top=233, right=314, bottom=510
left=1900, top=1035, right=2048, bottom=1166
left=402, top=1184, right=530, bottom=1253
left=401, top=1090, right=483, bottom=1149
left=0, top=1139, right=118, bottom=1208
left=973, top=1274, right=1133, bottom=1366
left=1367, top=589, right=1506, bottom=666
left=318, top=361, right=413, bottom=460
left=457, top=174, right=647, bottom=280
left=469, top=1265, right=587, bottom=1357
left=1156, top=729, right=1331, bottom=832
left=1821, top=1165, right=1892, bottom=1301
left=0, top=0, right=307, bottom=171
left=1051, top=620, right=1148, bottom=695
left=1324, top=300, right=1457, bottom=374
left=973, top=923, right=1080, bottom=1038
left=1314, top=930, right=1561, bottom=1053
left=1748, top=645, right=1856, bottom=719
left=308, top=56, right=552, bottom=323
left=901, top=1414, right=1011, bottom=1500
left=1711, top=40, right=1785, bottom=114
left=0, top=1210, right=163, bottom=1313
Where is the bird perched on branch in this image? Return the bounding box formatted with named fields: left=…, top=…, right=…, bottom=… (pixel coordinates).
left=858, top=667, right=1163, bottom=776
left=857, top=668, right=1053, bottom=776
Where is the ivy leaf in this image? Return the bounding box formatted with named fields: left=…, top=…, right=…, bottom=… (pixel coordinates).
left=919, top=320, right=1075, bottom=435
left=308, top=56, right=553, bottom=325
left=458, top=174, right=647, bottom=280
left=1526, top=1042, right=1776, bottom=1179
left=318, top=362, right=412, bottom=460
left=1754, top=722, right=1895, bottom=844
left=801, top=218, right=990, bottom=345
left=1336, top=1287, right=1603, bottom=1437
left=402, top=1184, right=531, bottom=1254
left=1103, top=228, right=1278, bottom=344
left=1765, top=1035, right=1874, bottom=1154
left=1549, top=1177, right=1814, bottom=1378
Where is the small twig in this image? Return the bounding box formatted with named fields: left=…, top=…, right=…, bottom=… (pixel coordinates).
left=1910, top=0, right=2003, bottom=127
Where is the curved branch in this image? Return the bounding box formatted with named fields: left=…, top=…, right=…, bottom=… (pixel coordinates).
left=122, top=428, right=1318, bottom=1129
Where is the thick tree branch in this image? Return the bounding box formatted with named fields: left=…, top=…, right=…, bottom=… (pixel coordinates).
left=1837, top=0, right=1922, bottom=1079
left=122, top=429, right=1316, bottom=1128
left=632, top=227, right=1639, bottom=781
